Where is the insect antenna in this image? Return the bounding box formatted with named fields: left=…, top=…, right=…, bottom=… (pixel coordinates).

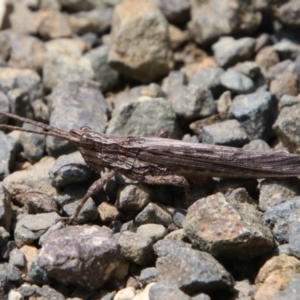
left=0, top=110, right=78, bottom=143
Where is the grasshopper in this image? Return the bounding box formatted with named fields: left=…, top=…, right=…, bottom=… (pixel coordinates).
left=1, top=110, right=300, bottom=223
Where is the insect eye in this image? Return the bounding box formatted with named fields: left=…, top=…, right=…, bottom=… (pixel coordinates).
left=80, top=126, right=91, bottom=131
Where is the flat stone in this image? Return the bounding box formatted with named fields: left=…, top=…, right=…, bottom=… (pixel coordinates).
left=202, top=119, right=249, bottom=147
left=219, top=69, right=254, bottom=94
left=212, top=37, right=256, bottom=68
left=14, top=212, right=60, bottom=247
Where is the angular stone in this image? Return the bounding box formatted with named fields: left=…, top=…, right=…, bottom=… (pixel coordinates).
left=263, top=197, right=300, bottom=244
left=229, top=91, right=277, bottom=141
left=154, top=239, right=234, bottom=295
left=273, top=103, right=300, bottom=152
left=38, top=225, right=122, bottom=290
left=119, top=231, right=154, bottom=266
left=108, top=0, right=173, bottom=82
left=183, top=193, right=275, bottom=259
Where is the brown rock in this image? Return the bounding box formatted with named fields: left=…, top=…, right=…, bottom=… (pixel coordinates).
left=38, top=225, right=122, bottom=290
left=2, top=157, right=56, bottom=206
left=108, top=0, right=173, bottom=82
left=255, top=46, right=280, bottom=70
left=255, top=254, right=300, bottom=285
left=255, top=270, right=300, bottom=300
left=269, top=72, right=299, bottom=100
left=98, top=201, right=121, bottom=223
left=183, top=192, right=275, bottom=259
left=35, top=10, right=72, bottom=40
left=168, top=24, right=189, bottom=50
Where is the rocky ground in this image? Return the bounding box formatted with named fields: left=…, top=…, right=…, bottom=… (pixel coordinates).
left=1, top=0, right=300, bottom=299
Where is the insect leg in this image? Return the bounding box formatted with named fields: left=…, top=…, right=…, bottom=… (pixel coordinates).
left=143, top=174, right=192, bottom=206
left=67, top=170, right=116, bottom=224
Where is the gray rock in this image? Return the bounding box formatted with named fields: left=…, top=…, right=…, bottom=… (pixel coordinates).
left=116, top=184, right=152, bottom=213
left=14, top=212, right=60, bottom=247
left=84, top=45, right=119, bottom=92
left=46, top=75, right=107, bottom=157
left=17, top=284, right=37, bottom=298
left=274, top=244, right=292, bottom=256
left=233, top=61, right=261, bottom=79
left=136, top=224, right=167, bottom=242
left=9, top=248, right=25, bottom=268
left=0, top=67, right=43, bottom=110
left=0, top=227, right=9, bottom=248
left=173, top=208, right=186, bottom=228
left=171, top=84, right=217, bottom=121
left=229, top=92, right=277, bottom=141
left=212, top=37, right=256, bottom=68
left=118, top=231, right=154, bottom=266
left=153, top=239, right=191, bottom=257
left=56, top=185, right=98, bottom=224
left=0, top=92, right=9, bottom=123
left=0, top=131, right=18, bottom=181
left=0, top=185, right=12, bottom=231
left=43, top=51, right=94, bottom=91
left=49, top=151, right=92, bottom=188
left=202, top=119, right=249, bottom=147
left=35, top=285, right=65, bottom=300
left=38, top=225, right=122, bottom=290
left=183, top=193, right=275, bottom=259
left=27, top=258, right=50, bottom=286
left=108, top=0, right=173, bottom=82
left=20, top=123, right=46, bottom=164
left=220, top=69, right=254, bottom=94
left=139, top=267, right=158, bottom=286
left=242, top=139, right=270, bottom=151
left=192, top=294, right=211, bottom=300
left=113, top=85, right=147, bottom=108
left=273, top=103, right=300, bottom=152
left=273, top=276, right=300, bottom=300
left=273, top=40, right=300, bottom=61
left=288, top=221, right=300, bottom=259
left=158, top=0, right=190, bottom=25
left=188, top=1, right=261, bottom=46
left=8, top=34, right=45, bottom=74
left=275, top=1, right=300, bottom=29
left=154, top=239, right=234, bottom=295
left=263, top=197, right=300, bottom=244
left=259, top=178, right=300, bottom=212
left=149, top=281, right=191, bottom=300
left=0, top=263, right=22, bottom=293
left=0, top=30, right=11, bottom=61
left=278, top=94, right=300, bottom=110
left=135, top=202, right=173, bottom=227
left=107, top=97, right=181, bottom=139
left=189, top=68, right=225, bottom=98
